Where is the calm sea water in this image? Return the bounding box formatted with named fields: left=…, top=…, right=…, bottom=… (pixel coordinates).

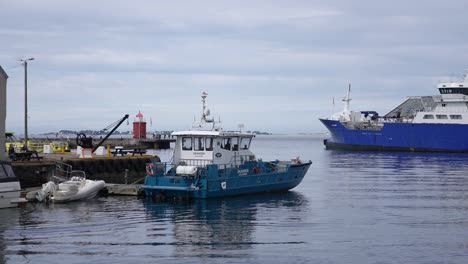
left=2, top=135, right=468, bottom=263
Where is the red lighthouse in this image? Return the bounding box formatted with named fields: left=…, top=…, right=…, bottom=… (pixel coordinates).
left=133, top=111, right=147, bottom=139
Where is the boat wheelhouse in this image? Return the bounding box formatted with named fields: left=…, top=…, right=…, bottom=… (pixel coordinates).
left=144, top=93, right=312, bottom=199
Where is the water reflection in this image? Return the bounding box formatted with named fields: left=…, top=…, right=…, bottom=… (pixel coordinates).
left=326, top=150, right=468, bottom=174
left=0, top=208, right=20, bottom=263
left=143, top=191, right=309, bottom=258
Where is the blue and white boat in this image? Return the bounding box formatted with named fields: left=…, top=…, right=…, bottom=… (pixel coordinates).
left=320, top=72, right=468, bottom=152
left=144, top=93, right=312, bottom=199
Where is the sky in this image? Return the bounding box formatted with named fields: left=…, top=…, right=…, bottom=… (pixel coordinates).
left=1, top=0, right=468, bottom=135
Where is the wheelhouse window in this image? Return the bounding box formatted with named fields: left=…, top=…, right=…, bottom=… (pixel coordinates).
left=423, top=114, right=434, bottom=119
left=436, top=115, right=448, bottom=119
left=439, top=88, right=468, bottom=95
left=182, top=137, right=192, bottom=151
left=232, top=137, right=239, bottom=151
left=450, top=115, right=462, bottom=119
left=194, top=137, right=204, bottom=151
left=221, top=138, right=231, bottom=150
left=205, top=137, right=214, bottom=151
left=240, top=137, right=251, bottom=150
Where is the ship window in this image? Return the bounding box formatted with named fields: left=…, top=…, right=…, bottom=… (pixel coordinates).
left=240, top=137, right=251, bottom=150
left=221, top=138, right=231, bottom=150
left=205, top=137, right=214, bottom=151
left=232, top=137, right=239, bottom=151
left=182, top=137, right=192, bottom=151
left=423, top=115, right=434, bottom=119
left=450, top=115, right=462, bottom=119
left=436, top=115, right=448, bottom=119
left=194, top=137, right=204, bottom=151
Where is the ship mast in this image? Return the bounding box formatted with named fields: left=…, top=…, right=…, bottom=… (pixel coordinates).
left=343, top=83, right=352, bottom=112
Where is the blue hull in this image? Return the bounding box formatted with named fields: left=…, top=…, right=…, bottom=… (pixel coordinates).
left=320, top=119, right=468, bottom=152
left=144, top=162, right=311, bottom=199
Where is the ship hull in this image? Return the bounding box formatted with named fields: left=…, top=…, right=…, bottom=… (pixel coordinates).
left=320, top=119, right=468, bottom=152
left=144, top=162, right=311, bottom=199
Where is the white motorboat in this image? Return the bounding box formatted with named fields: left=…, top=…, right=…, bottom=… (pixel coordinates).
left=51, top=176, right=105, bottom=202
left=0, top=160, right=26, bottom=209
left=34, top=162, right=105, bottom=203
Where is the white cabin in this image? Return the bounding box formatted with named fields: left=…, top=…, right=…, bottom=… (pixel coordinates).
left=172, top=130, right=255, bottom=167
left=413, top=73, right=468, bottom=124
left=171, top=92, right=256, bottom=169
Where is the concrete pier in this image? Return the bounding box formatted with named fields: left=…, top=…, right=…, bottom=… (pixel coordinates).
left=12, top=154, right=160, bottom=188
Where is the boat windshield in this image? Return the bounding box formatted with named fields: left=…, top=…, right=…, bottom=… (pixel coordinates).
left=194, top=137, right=204, bottom=151
left=182, top=137, right=193, bottom=151
left=221, top=138, right=231, bottom=150
left=439, top=88, right=468, bottom=95
left=0, top=163, right=18, bottom=183
left=205, top=137, right=213, bottom=151
left=232, top=137, right=239, bottom=151
left=240, top=137, right=252, bottom=150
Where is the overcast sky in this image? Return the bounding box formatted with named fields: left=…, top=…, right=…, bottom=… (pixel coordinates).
left=1, top=0, right=468, bottom=135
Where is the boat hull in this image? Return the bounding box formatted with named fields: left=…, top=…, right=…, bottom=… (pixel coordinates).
left=0, top=161, right=22, bottom=209
left=52, top=180, right=105, bottom=202
left=144, top=162, right=311, bottom=199
left=0, top=182, right=22, bottom=209
left=320, top=119, right=468, bottom=152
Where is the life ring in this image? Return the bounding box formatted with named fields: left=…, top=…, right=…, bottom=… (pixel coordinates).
left=146, top=163, right=156, bottom=175
left=252, top=167, right=261, bottom=174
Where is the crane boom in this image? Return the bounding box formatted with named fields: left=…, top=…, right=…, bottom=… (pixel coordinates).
left=92, top=114, right=129, bottom=153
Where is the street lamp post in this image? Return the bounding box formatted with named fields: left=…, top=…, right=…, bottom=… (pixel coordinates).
left=20, top=57, right=34, bottom=145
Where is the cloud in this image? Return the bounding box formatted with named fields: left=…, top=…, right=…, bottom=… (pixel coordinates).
left=2, top=0, right=468, bottom=134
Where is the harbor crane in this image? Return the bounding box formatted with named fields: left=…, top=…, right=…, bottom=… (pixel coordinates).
left=76, top=114, right=129, bottom=153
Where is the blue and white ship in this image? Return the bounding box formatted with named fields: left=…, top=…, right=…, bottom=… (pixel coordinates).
left=320, top=72, right=468, bottom=152
left=144, top=93, right=312, bottom=199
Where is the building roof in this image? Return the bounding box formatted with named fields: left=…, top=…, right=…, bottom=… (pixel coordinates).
left=0, top=66, right=8, bottom=80
left=136, top=111, right=143, bottom=117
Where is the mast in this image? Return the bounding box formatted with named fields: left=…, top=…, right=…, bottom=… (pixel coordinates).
left=343, top=83, right=352, bottom=112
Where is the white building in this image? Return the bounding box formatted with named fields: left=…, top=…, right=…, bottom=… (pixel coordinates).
left=0, top=66, right=8, bottom=160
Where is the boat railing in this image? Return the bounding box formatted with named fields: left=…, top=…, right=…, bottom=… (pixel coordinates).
left=178, top=159, right=212, bottom=167
left=52, top=161, right=86, bottom=181
left=229, top=154, right=256, bottom=167
left=266, top=161, right=289, bottom=173
left=213, top=164, right=236, bottom=178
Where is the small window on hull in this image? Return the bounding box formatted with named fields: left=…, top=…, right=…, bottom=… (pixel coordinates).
left=450, top=115, right=462, bottom=119
left=423, top=115, right=434, bottom=119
